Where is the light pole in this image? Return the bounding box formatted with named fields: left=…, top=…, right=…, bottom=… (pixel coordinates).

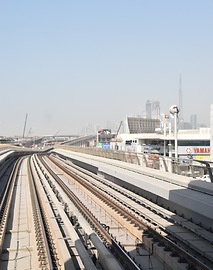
left=170, top=105, right=179, bottom=159
left=168, top=143, right=172, bottom=158
left=142, top=143, right=146, bottom=153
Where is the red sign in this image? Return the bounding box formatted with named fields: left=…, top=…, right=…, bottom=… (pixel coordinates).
left=193, top=147, right=210, bottom=154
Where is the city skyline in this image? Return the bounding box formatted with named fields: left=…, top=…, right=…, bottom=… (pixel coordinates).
left=0, top=1, right=212, bottom=136
left=0, top=90, right=211, bottom=137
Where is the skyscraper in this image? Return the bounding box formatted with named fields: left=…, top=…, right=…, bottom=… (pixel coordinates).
left=152, top=100, right=160, bottom=119
left=145, top=99, right=160, bottom=119
left=146, top=100, right=152, bottom=119
left=190, top=114, right=197, bottom=129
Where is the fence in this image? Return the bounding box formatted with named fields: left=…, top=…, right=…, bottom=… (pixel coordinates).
left=54, top=145, right=210, bottom=178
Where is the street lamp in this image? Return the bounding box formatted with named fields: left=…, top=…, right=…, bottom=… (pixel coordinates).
left=168, top=143, right=172, bottom=158
left=170, top=105, right=179, bottom=159
left=142, top=143, right=146, bottom=153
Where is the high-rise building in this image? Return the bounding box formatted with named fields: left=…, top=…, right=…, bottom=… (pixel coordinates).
left=190, top=114, right=197, bottom=129
left=146, top=100, right=152, bottom=118
left=145, top=99, right=160, bottom=119
left=152, top=100, right=160, bottom=119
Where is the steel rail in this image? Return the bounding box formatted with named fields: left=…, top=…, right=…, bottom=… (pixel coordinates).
left=50, top=153, right=213, bottom=265
left=47, top=154, right=213, bottom=270
left=28, top=156, right=58, bottom=270
left=38, top=154, right=142, bottom=270
left=39, top=156, right=112, bottom=244
left=53, top=150, right=213, bottom=196
left=0, top=157, right=24, bottom=254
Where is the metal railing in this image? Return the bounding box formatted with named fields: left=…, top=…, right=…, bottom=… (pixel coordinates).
left=54, top=145, right=213, bottom=181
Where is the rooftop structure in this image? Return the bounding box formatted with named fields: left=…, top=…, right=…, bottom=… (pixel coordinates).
left=126, top=117, right=160, bottom=134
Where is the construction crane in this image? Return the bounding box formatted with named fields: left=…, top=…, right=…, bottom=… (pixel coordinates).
left=22, top=113, right=28, bottom=138
left=53, top=131, right=60, bottom=140
left=116, top=121, right=123, bottom=136
left=27, top=127, right=32, bottom=138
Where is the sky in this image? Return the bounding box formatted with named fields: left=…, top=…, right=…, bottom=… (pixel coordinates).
left=0, top=1, right=213, bottom=136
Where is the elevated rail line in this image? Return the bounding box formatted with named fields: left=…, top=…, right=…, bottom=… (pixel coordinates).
left=0, top=147, right=212, bottom=270
left=0, top=154, right=61, bottom=269
left=42, top=153, right=213, bottom=270
left=37, top=154, right=138, bottom=270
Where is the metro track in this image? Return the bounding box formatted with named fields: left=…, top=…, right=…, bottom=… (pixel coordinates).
left=37, top=154, right=140, bottom=270
left=43, top=153, right=213, bottom=270
left=0, top=150, right=212, bottom=270
left=0, top=155, right=80, bottom=269
left=0, top=156, right=56, bottom=269
left=28, top=156, right=60, bottom=269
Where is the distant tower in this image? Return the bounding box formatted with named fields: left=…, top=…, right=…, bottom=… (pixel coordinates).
left=146, top=100, right=152, bottom=118
left=190, top=114, right=197, bottom=129
left=152, top=100, right=160, bottom=119
left=179, top=75, right=184, bottom=122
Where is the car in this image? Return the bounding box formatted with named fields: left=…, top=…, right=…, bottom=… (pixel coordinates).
left=196, top=174, right=211, bottom=182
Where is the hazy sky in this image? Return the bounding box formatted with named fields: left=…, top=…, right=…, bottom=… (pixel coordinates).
left=0, top=1, right=213, bottom=136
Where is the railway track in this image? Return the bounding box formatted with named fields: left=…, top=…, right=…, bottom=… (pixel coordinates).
left=41, top=153, right=213, bottom=270
left=1, top=151, right=212, bottom=270
left=36, top=154, right=140, bottom=270
left=0, top=154, right=85, bottom=269
left=0, top=156, right=58, bottom=269
left=0, top=152, right=127, bottom=269
left=28, top=156, right=60, bottom=269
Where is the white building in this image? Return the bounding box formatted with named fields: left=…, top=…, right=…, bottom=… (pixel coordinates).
left=111, top=116, right=211, bottom=161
